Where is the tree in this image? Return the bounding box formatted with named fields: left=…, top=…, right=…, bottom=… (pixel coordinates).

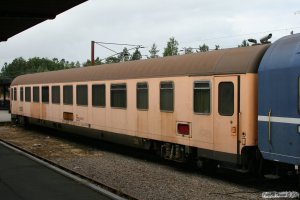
left=52, top=58, right=59, bottom=63
left=118, top=47, right=130, bottom=62
left=1, top=57, right=80, bottom=79
left=149, top=43, right=159, bottom=58
left=238, top=40, right=250, bottom=47
left=163, top=37, right=179, bottom=57
left=83, top=59, right=92, bottom=67
left=94, top=57, right=103, bottom=65
left=59, top=59, right=66, bottom=67
left=1, top=57, right=27, bottom=78
left=75, top=61, right=81, bottom=68
left=183, top=47, right=193, bottom=54
left=83, top=57, right=102, bottom=67
left=215, top=45, right=220, bottom=50
left=131, top=48, right=142, bottom=60
left=198, top=44, right=209, bottom=52
left=105, top=56, right=120, bottom=64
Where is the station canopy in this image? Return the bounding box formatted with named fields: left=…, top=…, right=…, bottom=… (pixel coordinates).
left=0, top=0, right=87, bottom=42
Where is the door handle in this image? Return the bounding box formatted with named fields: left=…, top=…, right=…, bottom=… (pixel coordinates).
left=268, top=109, right=272, bottom=143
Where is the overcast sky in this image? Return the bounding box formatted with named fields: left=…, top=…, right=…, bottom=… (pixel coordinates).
left=1, top=0, right=300, bottom=67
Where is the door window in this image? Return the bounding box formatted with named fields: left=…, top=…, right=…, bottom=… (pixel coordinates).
left=218, top=82, right=234, bottom=116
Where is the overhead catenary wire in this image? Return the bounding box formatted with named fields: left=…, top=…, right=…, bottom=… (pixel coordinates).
left=102, top=46, right=143, bottom=61
left=92, top=41, right=145, bottom=61
left=94, top=42, right=118, bottom=54
left=96, top=25, right=300, bottom=60
left=150, top=26, right=300, bottom=52
left=94, top=41, right=145, bottom=47
left=196, top=26, right=300, bottom=42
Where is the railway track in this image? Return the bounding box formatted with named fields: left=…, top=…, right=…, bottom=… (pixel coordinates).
left=0, top=125, right=298, bottom=200
left=0, top=138, right=137, bottom=200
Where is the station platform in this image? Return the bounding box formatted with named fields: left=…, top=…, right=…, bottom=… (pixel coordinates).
left=0, top=142, right=120, bottom=200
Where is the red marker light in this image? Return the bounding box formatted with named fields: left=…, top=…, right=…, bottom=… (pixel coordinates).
left=177, top=123, right=189, bottom=135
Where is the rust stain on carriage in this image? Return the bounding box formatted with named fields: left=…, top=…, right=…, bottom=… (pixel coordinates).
left=137, top=111, right=149, bottom=134
left=75, top=114, right=84, bottom=122
left=160, top=112, right=177, bottom=143
left=31, top=103, right=40, bottom=119
left=41, top=104, right=47, bottom=119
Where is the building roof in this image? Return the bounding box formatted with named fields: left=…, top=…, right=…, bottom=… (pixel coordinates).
left=0, top=0, right=87, bottom=42
left=11, top=44, right=270, bottom=86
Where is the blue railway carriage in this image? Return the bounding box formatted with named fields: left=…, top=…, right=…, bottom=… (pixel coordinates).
left=258, top=33, right=300, bottom=172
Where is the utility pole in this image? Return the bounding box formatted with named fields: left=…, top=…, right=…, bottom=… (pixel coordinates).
left=91, top=41, right=95, bottom=66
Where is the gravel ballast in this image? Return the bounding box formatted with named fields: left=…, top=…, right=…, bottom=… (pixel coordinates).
left=0, top=126, right=297, bottom=199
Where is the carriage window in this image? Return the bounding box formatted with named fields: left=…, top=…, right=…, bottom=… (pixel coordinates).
left=42, top=86, right=49, bottom=103
left=52, top=86, right=60, bottom=104
left=33, top=86, right=39, bottom=102
left=10, top=88, right=13, bottom=101
left=63, top=85, right=73, bottom=105
left=194, top=81, right=210, bottom=114
left=137, top=82, right=148, bottom=110
left=218, top=82, right=234, bottom=116
left=92, top=84, right=105, bottom=107
left=11, top=88, right=13, bottom=101
left=160, top=82, right=174, bottom=112
left=13, top=87, right=17, bottom=101
left=25, top=87, right=31, bottom=102
left=76, top=85, right=88, bottom=106
left=111, top=84, right=126, bottom=108
left=20, top=87, right=24, bottom=102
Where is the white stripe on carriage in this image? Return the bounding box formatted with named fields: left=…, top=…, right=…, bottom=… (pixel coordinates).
left=261, top=151, right=300, bottom=159
left=258, top=115, right=300, bottom=125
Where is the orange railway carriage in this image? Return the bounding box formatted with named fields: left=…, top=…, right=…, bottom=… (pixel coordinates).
left=10, top=44, right=269, bottom=170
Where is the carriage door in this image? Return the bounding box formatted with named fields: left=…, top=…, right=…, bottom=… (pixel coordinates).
left=213, top=76, right=239, bottom=163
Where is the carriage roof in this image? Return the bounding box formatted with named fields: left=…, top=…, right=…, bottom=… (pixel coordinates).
left=11, top=44, right=269, bottom=86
